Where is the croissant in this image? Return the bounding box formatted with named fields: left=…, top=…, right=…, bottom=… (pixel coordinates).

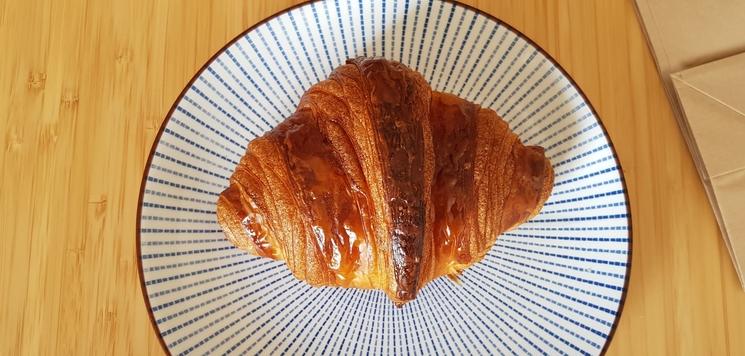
left=217, top=57, right=553, bottom=306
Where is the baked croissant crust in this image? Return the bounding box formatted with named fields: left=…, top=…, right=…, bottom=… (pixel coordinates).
left=217, top=57, right=553, bottom=306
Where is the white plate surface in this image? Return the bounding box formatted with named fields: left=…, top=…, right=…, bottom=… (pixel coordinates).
left=138, top=1, right=631, bottom=354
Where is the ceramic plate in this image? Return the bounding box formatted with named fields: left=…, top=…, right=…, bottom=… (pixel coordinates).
left=138, top=0, right=631, bottom=354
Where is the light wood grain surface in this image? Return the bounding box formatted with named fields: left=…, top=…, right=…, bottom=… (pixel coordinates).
left=2, top=0, right=744, bottom=354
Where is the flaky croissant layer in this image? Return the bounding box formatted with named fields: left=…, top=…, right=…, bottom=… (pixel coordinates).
left=217, top=57, right=553, bottom=306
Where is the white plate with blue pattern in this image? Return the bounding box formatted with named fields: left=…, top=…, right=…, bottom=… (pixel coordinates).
left=137, top=0, right=632, bottom=354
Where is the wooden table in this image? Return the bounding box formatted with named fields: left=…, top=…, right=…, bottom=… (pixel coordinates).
left=2, top=0, right=744, bottom=354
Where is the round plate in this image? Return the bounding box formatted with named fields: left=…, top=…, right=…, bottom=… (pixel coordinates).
left=137, top=0, right=632, bottom=354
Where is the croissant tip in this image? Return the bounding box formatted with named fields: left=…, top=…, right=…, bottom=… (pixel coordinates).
left=446, top=273, right=463, bottom=285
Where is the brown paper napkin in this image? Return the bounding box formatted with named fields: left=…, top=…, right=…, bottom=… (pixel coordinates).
left=635, top=0, right=745, bottom=288
left=671, top=53, right=745, bottom=287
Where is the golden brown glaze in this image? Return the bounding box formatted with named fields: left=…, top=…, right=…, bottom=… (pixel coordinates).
left=216, top=57, right=554, bottom=305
